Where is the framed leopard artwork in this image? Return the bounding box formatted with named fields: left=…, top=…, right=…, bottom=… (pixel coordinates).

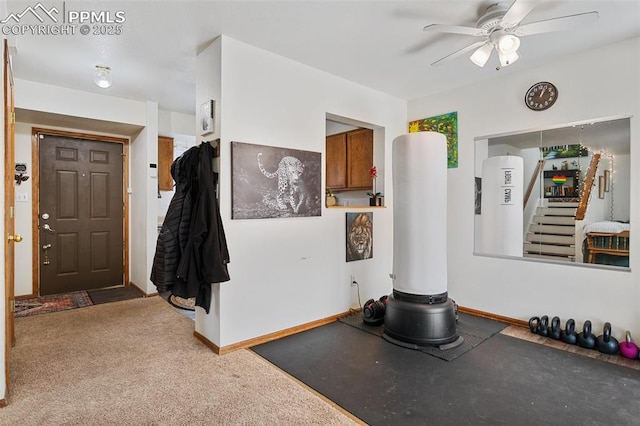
left=231, top=141, right=322, bottom=219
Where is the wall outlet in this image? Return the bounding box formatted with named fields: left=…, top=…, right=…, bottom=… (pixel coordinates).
left=350, top=275, right=356, bottom=286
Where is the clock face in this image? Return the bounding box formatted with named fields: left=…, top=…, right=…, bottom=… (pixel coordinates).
left=525, top=82, right=558, bottom=111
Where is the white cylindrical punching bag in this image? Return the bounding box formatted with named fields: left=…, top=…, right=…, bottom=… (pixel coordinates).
left=392, top=132, right=447, bottom=296
left=479, top=155, right=524, bottom=257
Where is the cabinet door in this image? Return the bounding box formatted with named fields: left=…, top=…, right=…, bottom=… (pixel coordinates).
left=326, top=133, right=347, bottom=189
left=158, top=136, right=174, bottom=190
left=347, top=128, right=373, bottom=190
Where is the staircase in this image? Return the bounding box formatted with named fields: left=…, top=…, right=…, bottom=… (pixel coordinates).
left=524, top=201, right=578, bottom=261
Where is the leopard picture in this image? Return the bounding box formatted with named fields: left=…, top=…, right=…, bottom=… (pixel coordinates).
left=257, top=153, right=307, bottom=214
left=231, top=141, right=321, bottom=219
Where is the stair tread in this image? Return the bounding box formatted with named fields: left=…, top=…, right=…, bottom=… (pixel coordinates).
left=537, top=207, right=576, bottom=216
left=532, top=215, right=576, bottom=225
left=526, top=233, right=575, bottom=245
left=528, top=224, right=576, bottom=235
left=524, top=243, right=576, bottom=256
left=524, top=253, right=576, bottom=261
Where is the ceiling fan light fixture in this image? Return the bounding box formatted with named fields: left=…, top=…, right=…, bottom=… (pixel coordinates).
left=93, top=65, right=112, bottom=89
left=497, top=34, right=521, bottom=55
left=498, top=50, right=520, bottom=67
left=470, top=43, right=494, bottom=67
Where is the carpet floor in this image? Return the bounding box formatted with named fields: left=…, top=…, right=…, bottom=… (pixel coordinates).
left=5, top=297, right=358, bottom=425
left=252, top=320, right=640, bottom=425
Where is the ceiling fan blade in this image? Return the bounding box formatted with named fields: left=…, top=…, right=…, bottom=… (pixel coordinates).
left=423, top=24, right=486, bottom=37
left=431, top=41, right=487, bottom=66
left=501, top=0, right=541, bottom=29
left=515, top=11, right=599, bottom=36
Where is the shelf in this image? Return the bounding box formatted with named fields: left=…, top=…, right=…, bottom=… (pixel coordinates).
left=326, top=205, right=387, bottom=209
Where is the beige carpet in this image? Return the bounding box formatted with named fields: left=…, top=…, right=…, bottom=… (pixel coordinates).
left=4, top=296, right=360, bottom=425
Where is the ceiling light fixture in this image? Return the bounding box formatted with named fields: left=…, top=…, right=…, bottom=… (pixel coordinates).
left=469, top=42, right=494, bottom=67
left=497, top=34, right=521, bottom=55
left=498, top=50, right=520, bottom=67
left=496, top=34, right=521, bottom=67
left=93, top=65, right=112, bottom=88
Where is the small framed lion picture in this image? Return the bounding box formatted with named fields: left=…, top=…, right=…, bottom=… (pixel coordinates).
left=346, top=212, right=373, bottom=262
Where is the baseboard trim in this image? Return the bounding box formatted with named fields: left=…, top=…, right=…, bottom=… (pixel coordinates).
left=128, top=281, right=157, bottom=298
left=458, top=305, right=528, bottom=328
left=0, top=397, right=7, bottom=408
left=195, top=310, right=354, bottom=355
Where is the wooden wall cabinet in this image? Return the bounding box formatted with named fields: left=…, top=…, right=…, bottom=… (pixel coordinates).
left=326, top=128, right=373, bottom=191
left=158, top=136, right=174, bottom=191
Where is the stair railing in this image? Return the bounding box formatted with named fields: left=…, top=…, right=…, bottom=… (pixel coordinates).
left=575, top=153, right=601, bottom=220
left=524, top=159, right=545, bottom=209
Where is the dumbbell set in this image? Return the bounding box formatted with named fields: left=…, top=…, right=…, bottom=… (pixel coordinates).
left=529, top=316, right=640, bottom=360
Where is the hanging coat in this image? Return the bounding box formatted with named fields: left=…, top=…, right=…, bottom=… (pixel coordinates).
left=151, top=142, right=230, bottom=313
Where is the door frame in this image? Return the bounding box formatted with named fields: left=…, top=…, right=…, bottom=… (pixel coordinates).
left=30, top=128, right=130, bottom=297
left=3, top=38, right=15, bottom=406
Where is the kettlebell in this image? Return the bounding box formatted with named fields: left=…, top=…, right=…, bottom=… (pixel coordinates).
left=537, top=315, right=550, bottom=338
left=619, top=331, right=640, bottom=359
left=528, top=316, right=540, bottom=334
left=560, top=319, right=577, bottom=345
left=596, top=322, right=619, bottom=355
left=576, top=320, right=596, bottom=349
left=549, top=316, right=562, bottom=340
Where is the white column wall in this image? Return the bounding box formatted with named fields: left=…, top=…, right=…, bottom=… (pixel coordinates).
left=129, top=101, right=159, bottom=294
left=199, top=36, right=406, bottom=348
left=194, top=37, right=223, bottom=345
left=408, top=36, right=640, bottom=338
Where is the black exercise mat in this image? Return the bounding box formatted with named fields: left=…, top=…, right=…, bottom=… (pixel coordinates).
left=251, top=321, right=640, bottom=425
left=87, top=286, right=142, bottom=305
left=338, top=311, right=507, bottom=361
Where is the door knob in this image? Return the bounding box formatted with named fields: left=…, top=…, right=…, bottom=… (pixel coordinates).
left=43, top=224, right=55, bottom=232
left=8, top=234, right=23, bottom=243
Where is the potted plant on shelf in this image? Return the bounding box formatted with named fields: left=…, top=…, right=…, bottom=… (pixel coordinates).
left=367, top=166, right=383, bottom=206
left=326, top=188, right=337, bottom=207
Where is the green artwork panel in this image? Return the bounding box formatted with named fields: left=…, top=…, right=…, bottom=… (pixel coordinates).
left=408, top=111, right=458, bottom=168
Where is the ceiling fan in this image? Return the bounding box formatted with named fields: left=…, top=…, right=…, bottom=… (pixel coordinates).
left=424, top=0, right=598, bottom=68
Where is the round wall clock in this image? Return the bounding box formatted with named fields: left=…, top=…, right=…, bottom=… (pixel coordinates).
left=525, top=81, right=558, bottom=111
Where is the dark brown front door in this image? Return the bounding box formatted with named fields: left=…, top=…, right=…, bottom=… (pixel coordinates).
left=38, top=134, right=124, bottom=295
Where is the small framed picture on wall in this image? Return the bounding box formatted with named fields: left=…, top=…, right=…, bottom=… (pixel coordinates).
left=201, top=99, right=215, bottom=135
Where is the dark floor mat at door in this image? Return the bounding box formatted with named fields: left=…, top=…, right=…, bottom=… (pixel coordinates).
left=87, top=286, right=142, bottom=305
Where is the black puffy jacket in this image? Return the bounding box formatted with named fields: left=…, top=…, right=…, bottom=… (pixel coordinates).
left=151, top=142, right=230, bottom=312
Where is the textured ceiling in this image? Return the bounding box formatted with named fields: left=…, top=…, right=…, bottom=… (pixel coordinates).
left=6, top=0, right=640, bottom=116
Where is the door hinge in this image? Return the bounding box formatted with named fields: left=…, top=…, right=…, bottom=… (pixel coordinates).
left=11, top=112, right=15, bottom=124
left=9, top=206, right=14, bottom=218
left=10, top=299, right=15, bottom=313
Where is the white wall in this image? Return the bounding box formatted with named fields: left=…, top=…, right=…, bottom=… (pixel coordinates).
left=129, top=102, right=159, bottom=294
left=409, top=36, right=640, bottom=338
left=197, top=36, right=406, bottom=348
left=194, top=37, right=223, bottom=345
